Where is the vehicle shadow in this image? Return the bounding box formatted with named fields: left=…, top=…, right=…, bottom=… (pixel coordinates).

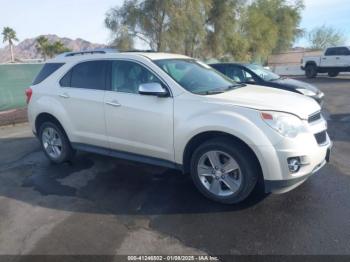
left=0, top=137, right=268, bottom=216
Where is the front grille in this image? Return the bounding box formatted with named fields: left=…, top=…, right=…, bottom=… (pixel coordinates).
left=314, top=131, right=327, bottom=145
left=308, top=112, right=322, bottom=123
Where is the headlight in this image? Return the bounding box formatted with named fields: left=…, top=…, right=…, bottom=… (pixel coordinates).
left=296, top=88, right=316, bottom=96
left=261, top=111, right=305, bottom=138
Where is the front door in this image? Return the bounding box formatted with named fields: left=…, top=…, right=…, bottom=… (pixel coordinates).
left=104, top=60, right=174, bottom=162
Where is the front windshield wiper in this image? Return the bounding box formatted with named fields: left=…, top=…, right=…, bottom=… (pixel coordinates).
left=223, top=83, right=246, bottom=91
left=270, top=76, right=285, bottom=81
left=197, top=84, right=245, bottom=95
left=197, top=90, right=225, bottom=95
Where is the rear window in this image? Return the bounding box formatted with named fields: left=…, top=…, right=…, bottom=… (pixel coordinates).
left=32, top=63, right=64, bottom=85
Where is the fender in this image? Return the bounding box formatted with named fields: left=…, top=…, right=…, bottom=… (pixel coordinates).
left=174, top=107, right=284, bottom=180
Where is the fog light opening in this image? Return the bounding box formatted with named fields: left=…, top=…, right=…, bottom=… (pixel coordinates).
left=288, top=157, right=301, bottom=173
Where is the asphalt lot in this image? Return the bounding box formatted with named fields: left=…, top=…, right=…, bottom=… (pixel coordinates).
left=0, top=76, right=350, bottom=257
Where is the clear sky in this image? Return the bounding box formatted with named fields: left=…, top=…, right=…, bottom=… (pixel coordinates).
left=0, top=0, right=349, bottom=48
left=296, top=0, right=350, bottom=46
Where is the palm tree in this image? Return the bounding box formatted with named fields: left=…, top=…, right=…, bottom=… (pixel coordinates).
left=36, top=36, right=49, bottom=60
left=36, top=37, right=71, bottom=60
left=2, top=27, right=19, bottom=63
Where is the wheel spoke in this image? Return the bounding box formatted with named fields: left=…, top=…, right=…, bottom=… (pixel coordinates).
left=198, top=164, right=213, bottom=177
left=209, top=179, right=222, bottom=195
left=221, top=176, right=240, bottom=193
left=206, top=151, right=221, bottom=169
left=52, top=146, right=60, bottom=157
left=47, top=145, right=54, bottom=154
left=43, top=133, right=50, bottom=142
left=47, top=128, right=54, bottom=139
left=52, top=138, right=62, bottom=147
left=222, top=159, right=239, bottom=174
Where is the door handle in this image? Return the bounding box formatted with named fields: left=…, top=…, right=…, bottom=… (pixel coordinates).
left=336, top=57, right=340, bottom=60
left=106, top=101, right=121, bottom=107
left=59, top=93, right=70, bottom=99
left=322, top=57, right=326, bottom=60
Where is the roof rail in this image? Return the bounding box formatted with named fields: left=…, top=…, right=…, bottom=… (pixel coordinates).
left=123, top=49, right=156, bottom=53
left=59, top=48, right=119, bottom=57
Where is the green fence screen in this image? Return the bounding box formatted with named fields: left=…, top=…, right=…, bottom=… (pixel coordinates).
left=0, top=64, right=43, bottom=111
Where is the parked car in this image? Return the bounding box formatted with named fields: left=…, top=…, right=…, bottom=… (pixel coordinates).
left=26, top=50, right=331, bottom=204
left=301, top=46, right=350, bottom=78
left=210, top=63, right=324, bottom=105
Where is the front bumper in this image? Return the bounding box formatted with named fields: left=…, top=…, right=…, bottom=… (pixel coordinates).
left=263, top=137, right=332, bottom=193
left=258, top=113, right=331, bottom=193
left=264, top=146, right=330, bottom=193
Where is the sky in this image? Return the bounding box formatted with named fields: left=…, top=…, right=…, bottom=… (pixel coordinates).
left=296, top=0, right=350, bottom=46
left=0, top=0, right=349, bottom=48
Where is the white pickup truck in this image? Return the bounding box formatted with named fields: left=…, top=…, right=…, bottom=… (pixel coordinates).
left=301, top=46, right=350, bottom=78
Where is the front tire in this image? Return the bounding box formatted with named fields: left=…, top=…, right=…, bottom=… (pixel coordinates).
left=190, top=138, right=259, bottom=204
left=328, top=71, right=339, bottom=77
left=39, top=122, right=74, bottom=164
left=305, top=64, right=317, bottom=78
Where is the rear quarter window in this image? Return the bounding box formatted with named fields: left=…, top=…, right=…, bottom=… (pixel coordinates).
left=32, top=63, right=64, bottom=85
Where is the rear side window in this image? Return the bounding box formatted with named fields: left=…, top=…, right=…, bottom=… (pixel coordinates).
left=337, top=47, right=350, bottom=55
left=60, top=61, right=108, bottom=90
left=32, top=63, right=64, bottom=85
left=326, top=47, right=350, bottom=56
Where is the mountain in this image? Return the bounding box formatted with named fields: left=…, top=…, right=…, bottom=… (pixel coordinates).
left=0, top=34, right=106, bottom=63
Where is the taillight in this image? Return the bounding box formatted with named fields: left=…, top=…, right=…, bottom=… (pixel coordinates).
left=25, top=88, right=32, bottom=104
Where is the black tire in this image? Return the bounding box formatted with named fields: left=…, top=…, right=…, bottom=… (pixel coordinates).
left=305, top=64, right=317, bottom=78
left=190, top=138, right=260, bottom=204
left=38, top=121, right=75, bottom=164
left=328, top=71, right=339, bottom=77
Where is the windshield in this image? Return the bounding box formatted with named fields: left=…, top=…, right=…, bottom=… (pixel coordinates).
left=154, top=59, right=241, bottom=95
left=246, top=64, right=280, bottom=81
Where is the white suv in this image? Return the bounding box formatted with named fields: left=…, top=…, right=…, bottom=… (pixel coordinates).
left=26, top=50, right=332, bottom=204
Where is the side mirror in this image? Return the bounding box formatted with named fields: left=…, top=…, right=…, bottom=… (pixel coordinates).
left=138, top=82, right=168, bottom=97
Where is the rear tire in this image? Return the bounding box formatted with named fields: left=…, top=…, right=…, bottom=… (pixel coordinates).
left=328, top=71, right=339, bottom=77
left=39, top=121, right=75, bottom=164
left=305, top=64, right=317, bottom=78
left=190, top=138, right=260, bottom=204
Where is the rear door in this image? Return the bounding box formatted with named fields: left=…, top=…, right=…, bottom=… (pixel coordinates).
left=336, top=47, right=350, bottom=67
left=58, top=60, right=109, bottom=148
left=104, top=60, right=174, bottom=162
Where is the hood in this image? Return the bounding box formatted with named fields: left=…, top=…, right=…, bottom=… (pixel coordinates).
left=209, top=85, right=321, bottom=120
left=271, top=78, right=320, bottom=94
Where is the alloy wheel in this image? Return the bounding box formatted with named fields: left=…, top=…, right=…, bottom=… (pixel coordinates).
left=197, top=150, right=242, bottom=197
left=42, top=127, right=63, bottom=159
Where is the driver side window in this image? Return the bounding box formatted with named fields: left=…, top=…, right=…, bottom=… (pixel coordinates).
left=111, top=61, right=162, bottom=94
left=226, top=66, right=245, bottom=82
left=226, top=66, right=253, bottom=83
left=242, top=69, right=254, bottom=82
